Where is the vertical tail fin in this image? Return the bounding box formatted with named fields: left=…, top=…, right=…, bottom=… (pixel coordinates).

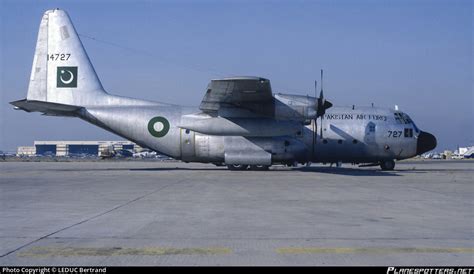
left=27, top=9, right=106, bottom=106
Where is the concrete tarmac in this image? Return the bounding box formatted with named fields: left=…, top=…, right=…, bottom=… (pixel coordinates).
left=0, top=160, right=472, bottom=265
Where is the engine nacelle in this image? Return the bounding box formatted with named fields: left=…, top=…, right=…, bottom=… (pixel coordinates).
left=274, top=94, right=317, bottom=120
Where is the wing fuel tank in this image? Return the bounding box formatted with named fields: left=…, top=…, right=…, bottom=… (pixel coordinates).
left=179, top=115, right=300, bottom=137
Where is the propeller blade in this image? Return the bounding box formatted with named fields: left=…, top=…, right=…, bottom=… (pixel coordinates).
left=314, top=80, right=317, bottom=99
left=313, top=80, right=318, bottom=153
left=320, top=113, right=323, bottom=139
left=320, top=69, right=324, bottom=101
left=316, top=69, right=332, bottom=118
left=320, top=69, right=324, bottom=138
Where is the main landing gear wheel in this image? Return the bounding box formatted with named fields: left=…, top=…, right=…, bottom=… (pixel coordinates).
left=380, top=160, right=395, bottom=170
left=227, top=164, right=249, bottom=171
left=249, top=165, right=270, bottom=171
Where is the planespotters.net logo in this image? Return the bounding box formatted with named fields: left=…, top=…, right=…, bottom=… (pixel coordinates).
left=57, top=66, right=78, bottom=88
left=387, top=267, right=473, bottom=274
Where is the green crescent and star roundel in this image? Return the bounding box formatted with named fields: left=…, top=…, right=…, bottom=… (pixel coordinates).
left=148, top=116, right=170, bottom=138
left=57, top=66, right=78, bottom=88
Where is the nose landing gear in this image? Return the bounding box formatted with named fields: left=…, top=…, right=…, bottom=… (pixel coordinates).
left=380, top=160, right=395, bottom=170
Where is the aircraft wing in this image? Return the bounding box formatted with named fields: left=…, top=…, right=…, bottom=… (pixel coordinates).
left=199, top=77, right=274, bottom=117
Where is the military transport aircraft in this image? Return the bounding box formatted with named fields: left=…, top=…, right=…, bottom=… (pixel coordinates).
left=11, top=9, right=437, bottom=170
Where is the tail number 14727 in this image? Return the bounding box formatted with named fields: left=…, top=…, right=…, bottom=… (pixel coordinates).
left=48, top=53, right=71, bottom=61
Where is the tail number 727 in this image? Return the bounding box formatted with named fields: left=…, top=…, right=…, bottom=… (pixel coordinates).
left=388, top=130, right=402, bottom=138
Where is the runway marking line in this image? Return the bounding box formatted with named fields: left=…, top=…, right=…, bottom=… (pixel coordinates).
left=276, top=247, right=474, bottom=254
left=18, top=246, right=232, bottom=257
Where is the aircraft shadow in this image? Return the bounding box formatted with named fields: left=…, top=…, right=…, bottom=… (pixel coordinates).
left=128, top=167, right=225, bottom=171
left=297, top=166, right=401, bottom=176
left=54, top=166, right=457, bottom=176
left=128, top=166, right=403, bottom=176
left=52, top=167, right=226, bottom=172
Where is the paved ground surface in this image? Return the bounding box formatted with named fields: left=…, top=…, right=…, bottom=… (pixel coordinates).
left=0, top=160, right=472, bottom=266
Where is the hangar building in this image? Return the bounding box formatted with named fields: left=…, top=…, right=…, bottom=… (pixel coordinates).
left=17, top=141, right=141, bottom=157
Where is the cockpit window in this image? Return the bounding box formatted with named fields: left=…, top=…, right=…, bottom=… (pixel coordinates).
left=394, top=112, right=412, bottom=124
left=394, top=112, right=420, bottom=133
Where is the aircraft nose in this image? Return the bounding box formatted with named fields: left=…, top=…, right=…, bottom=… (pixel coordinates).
left=416, top=131, right=437, bottom=155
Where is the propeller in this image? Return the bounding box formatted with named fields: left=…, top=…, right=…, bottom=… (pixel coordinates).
left=315, top=69, right=332, bottom=139
left=312, top=79, right=318, bottom=153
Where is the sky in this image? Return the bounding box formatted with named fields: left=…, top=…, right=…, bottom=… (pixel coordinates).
left=0, top=0, right=472, bottom=152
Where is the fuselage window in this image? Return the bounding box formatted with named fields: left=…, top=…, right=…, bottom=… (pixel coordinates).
left=404, top=128, right=413, bottom=138
left=369, top=124, right=376, bottom=132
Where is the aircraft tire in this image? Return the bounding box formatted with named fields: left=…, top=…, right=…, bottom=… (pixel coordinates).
left=380, top=160, right=395, bottom=170
left=227, top=164, right=249, bottom=171
left=249, top=165, right=270, bottom=171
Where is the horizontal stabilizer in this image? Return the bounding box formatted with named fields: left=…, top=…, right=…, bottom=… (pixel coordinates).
left=10, top=99, right=82, bottom=117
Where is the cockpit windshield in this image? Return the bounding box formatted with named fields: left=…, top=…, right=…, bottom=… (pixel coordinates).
left=394, top=112, right=420, bottom=133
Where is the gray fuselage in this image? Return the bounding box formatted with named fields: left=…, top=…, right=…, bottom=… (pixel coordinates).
left=78, top=94, right=423, bottom=166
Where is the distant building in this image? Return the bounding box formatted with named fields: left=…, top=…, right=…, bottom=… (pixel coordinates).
left=453, top=146, right=474, bottom=159
left=442, top=150, right=453, bottom=159
left=17, top=146, right=36, bottom=156
left=463, top=147, right=474, bottom=158
left=17, top=141, right=142, bottom=157
left=458, top=147, right=469, bottom=155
